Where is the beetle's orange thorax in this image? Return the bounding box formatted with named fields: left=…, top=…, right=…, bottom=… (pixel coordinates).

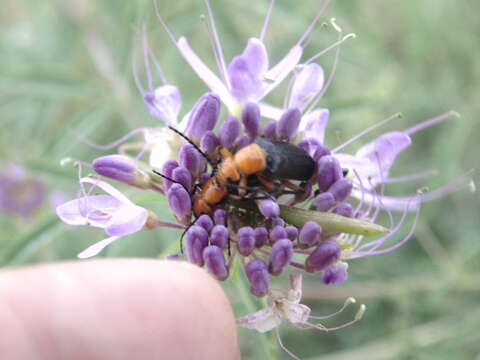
left=234, top=144, right=267, bottom=175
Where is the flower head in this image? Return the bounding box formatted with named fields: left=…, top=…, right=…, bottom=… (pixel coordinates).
left=54, top=2, right=472, bottom=357
left=56, top=177, right=149, bottom=258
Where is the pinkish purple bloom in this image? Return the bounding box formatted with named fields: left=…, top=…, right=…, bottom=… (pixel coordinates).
left=56, top=178, right=149, bottom=258
left=0, top=164, right=45, bottom=219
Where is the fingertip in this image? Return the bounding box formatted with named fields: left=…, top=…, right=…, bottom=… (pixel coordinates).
left=0, top=259, right=240, bottom=360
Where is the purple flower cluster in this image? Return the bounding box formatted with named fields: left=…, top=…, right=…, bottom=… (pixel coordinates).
left=0, top=164, right=46, bottom=219
left=55, top=1, right=470, bottom=353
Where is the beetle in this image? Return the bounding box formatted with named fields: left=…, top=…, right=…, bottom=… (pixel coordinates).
left=156, top=126, right=316, bottom=217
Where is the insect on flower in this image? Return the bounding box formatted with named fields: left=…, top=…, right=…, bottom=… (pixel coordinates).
left=155, top=125, right=316, bottom=219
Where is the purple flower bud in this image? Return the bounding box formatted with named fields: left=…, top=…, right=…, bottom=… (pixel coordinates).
left=285, top=226, right=299, bottom=241
left=237, top=226, right=255, bottom=256
left=233, top=135, right=252, bottom=151
left=219, top=115, right=241, bottom=148
left=313, top=144, right=331, bottom=161
left=317, top=155, right=343, bottom=192
left=299, top=221, right=322, bottom=248
left=203, top=245, right=229, bottom=281
left=92, top=155, right=138, bottom=185
left=200, top=131, right=219, bottom=154
left=272, top=217, right=285, bottom=227
left=328, top=178, right=353, bottom=202
left=314, top=192, right=336, bottom=211
left=322, top=261, right=349, bottom=285
left=197, top=214, right=214, bottom=232
left=172, top=166, right=192, bottom=190
left=333, top=203, right=354, bottom=218
left=270, top=225, right=287, bottom=243
left=245, top=258, right=270, bottom=297
left=213, top=209, right=226, bottom=225
left=254, top=227, right=268, bottom=248
left=185, top=93, right=220, bottom=140
left=241, top=102, right=261, bottom=138
left=269, top=239, right=293, bottom=275
left=199, top=172, right=211, bottom=185
left=186, top=225, right=209, bottom=266
left=162, top=160, right=179, bottom=190
left=257, top=199, right=279, bottom=218
left=210, top=224, right=229, bottom=249
left=277, top=108, right=301, bottom=140
left=167, top=184, right=192, bottom=222
left=179, top=143, right=205, bottom=176
left=305, top=239, right=341, bottom=273
left=298, top=138, right=322, bottom=158
left=263, top=120, right=277, bottom=139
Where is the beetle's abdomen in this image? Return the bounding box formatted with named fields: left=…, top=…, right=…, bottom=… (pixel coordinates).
left=255, top=138, right=315, bottom=181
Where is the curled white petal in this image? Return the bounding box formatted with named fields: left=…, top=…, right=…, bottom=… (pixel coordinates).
left=77, top=236, right=120, bottom=259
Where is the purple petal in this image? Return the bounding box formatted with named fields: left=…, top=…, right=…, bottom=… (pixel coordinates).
left=240, top=38, right=269, bottom=76
left=228, top=57, right=264, bottom=102
left=56, top=195, right=121, bottom=227
left=227, top=38, right=268, bottom=102
left=300, top=108, right=329, bottom=143
left=289, top=63, right=324, bottom=111
left=262, top=45, right=303, bottom=100
left=105, top=205, right=148, bottom=236
left=354, top=131, right=412, bottom=186
left=144, top=85, right=181, bottom=125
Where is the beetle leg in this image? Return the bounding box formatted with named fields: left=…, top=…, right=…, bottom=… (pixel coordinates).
left=238, top=175, right=248, bottom=195
left=282, top=179, right=304, bottom=192
left=256, top=174, right=278, bottom=192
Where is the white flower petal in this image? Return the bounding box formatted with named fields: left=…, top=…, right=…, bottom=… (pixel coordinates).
left=289, top=63, right=324, bottom=111
left=237, top=306, right=282, bottom=333
left=77, top=236, right=120, bottom=259
left=299, top=108, right=329, bottom=143
left=177, top=37, right=236, bottom=111
left=80, top=177, right=133, bottom=205
left=261, top=45, right=303, bottom=100
left=259, top=102, right=283, bottom=120
left=105, top=205, right=148, bottom=236
left=282, top=302, right=311, bottom=325
left=56, top=195, right=120, bottom=227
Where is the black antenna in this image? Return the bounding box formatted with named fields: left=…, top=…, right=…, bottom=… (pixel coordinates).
left=168, top=126, right=213, bottom=166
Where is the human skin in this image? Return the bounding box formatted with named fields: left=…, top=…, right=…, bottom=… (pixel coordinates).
left=0, top=259, right=240, bottom=360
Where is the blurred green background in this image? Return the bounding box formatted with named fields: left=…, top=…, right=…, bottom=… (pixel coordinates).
left=1, top=0, right=479, bottom=359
